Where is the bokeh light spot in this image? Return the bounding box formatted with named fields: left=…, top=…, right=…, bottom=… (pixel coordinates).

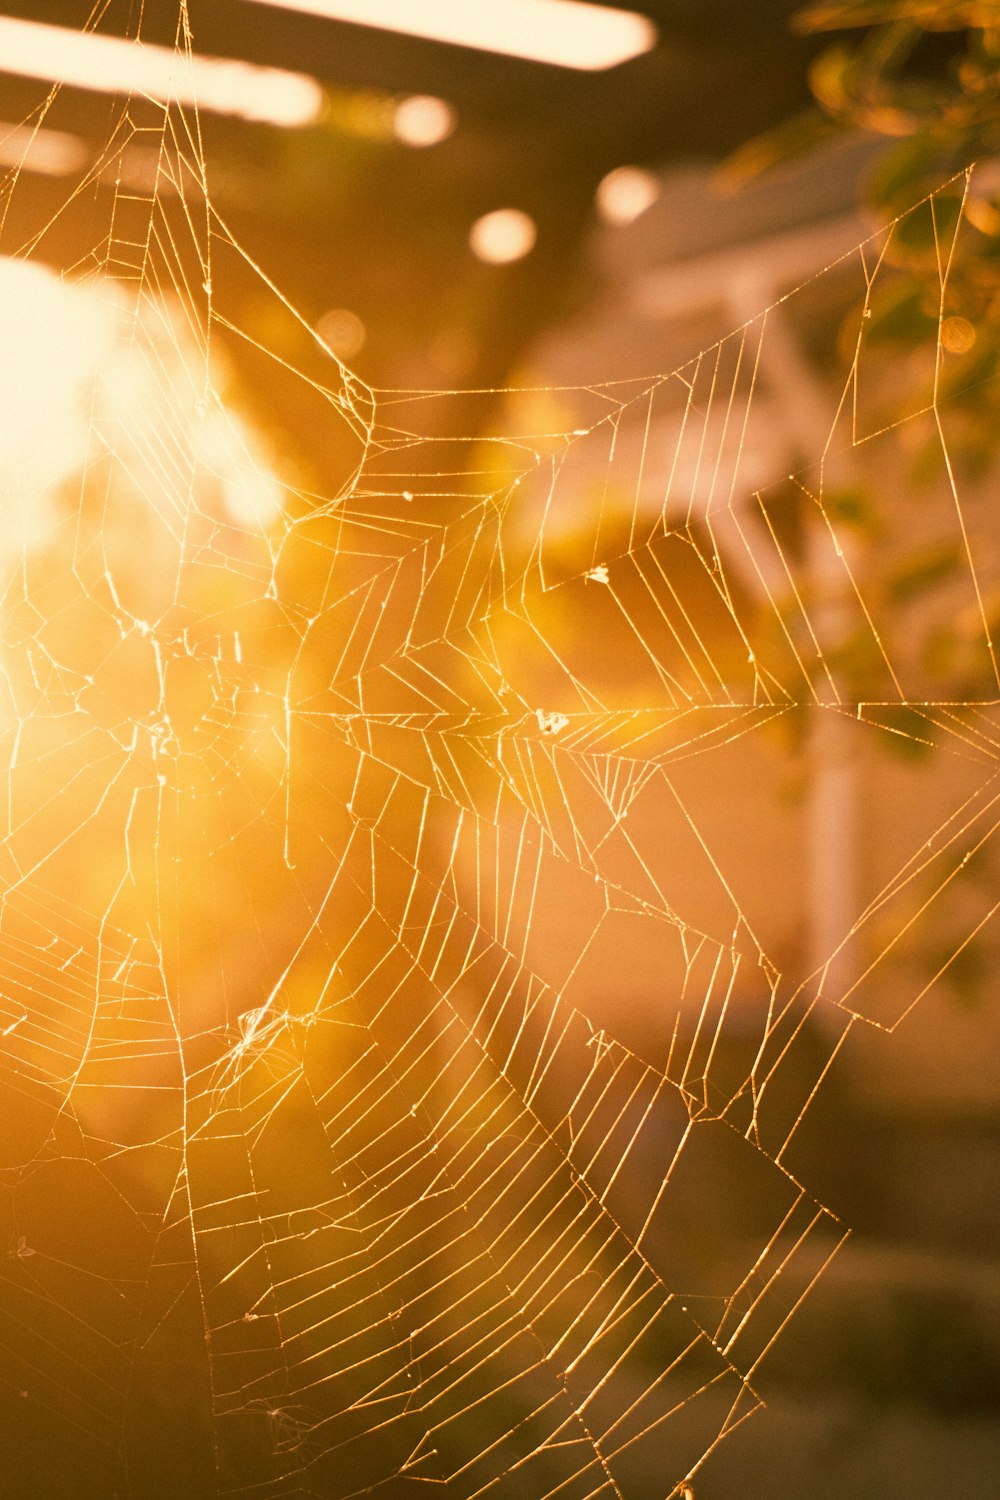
left=316, top=307, right=367, bottom=359
left=392, top=94, right=456, bottom=148
left=595, top=164, right=660, bottom=225
left=469, top=208, right=537, bottom=265
left=941, top=314, right=976, bottom=354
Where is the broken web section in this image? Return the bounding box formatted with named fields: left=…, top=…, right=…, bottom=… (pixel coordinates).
left=0, top=11, right=997, bottom=1499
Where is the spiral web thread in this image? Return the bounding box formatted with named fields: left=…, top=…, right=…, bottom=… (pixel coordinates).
left=0, top=8, right=996, bottom=1497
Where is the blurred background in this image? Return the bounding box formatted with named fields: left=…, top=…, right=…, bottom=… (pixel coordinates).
left=0, top=2, right=998, bottom=1497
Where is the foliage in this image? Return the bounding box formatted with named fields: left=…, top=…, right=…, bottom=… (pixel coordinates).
left=726, top=0, right=1000, bottom=436
left=728, top=0, right=1000, bottom=712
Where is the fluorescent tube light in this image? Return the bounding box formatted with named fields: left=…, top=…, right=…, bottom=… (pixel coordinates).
left=239, top=0, right=657, bottom=71
left=0, top=17, right=323, bottom=127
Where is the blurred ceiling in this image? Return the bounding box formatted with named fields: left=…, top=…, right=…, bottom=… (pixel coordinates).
left=0, top=1, right=828, bottom=402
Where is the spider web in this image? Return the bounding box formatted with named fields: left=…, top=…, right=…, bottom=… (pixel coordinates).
left=0, top=9, right=997, bottom=1499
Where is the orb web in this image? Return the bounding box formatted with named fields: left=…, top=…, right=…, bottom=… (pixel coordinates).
left=0, top=10, right=996, bottom=1499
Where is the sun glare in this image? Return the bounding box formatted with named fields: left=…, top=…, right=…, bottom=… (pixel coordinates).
left=0, top=260, right=110, bottom=560
left=0, top=258, right=285, bottom=565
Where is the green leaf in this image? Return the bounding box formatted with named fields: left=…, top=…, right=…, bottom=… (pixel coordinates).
left=796, top=1, right=899, bottom=34
left=886, top=543, right=963, bottom=604
left=862, top=278, right=938, bottom=342
left=808, top=44, right=856, bottom=112
left=718, top=109, right=843, bottom=187
left=871, top=704, right=937, bottom=758
left=798, top=1, right=996, bottom=32
left=822, top=484, right=881, bottom=532
left=867, top=134, right=949, bottom=207
left=884, top=190, right=965, bottom=264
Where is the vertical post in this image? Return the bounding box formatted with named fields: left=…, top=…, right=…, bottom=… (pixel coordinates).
left=727, top=274, right=859, bottom=1010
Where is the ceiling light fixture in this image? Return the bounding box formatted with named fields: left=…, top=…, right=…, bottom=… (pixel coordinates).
left=0, top=17, right=324, bottom=128
left=239, top=0, right=657, bottom=71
